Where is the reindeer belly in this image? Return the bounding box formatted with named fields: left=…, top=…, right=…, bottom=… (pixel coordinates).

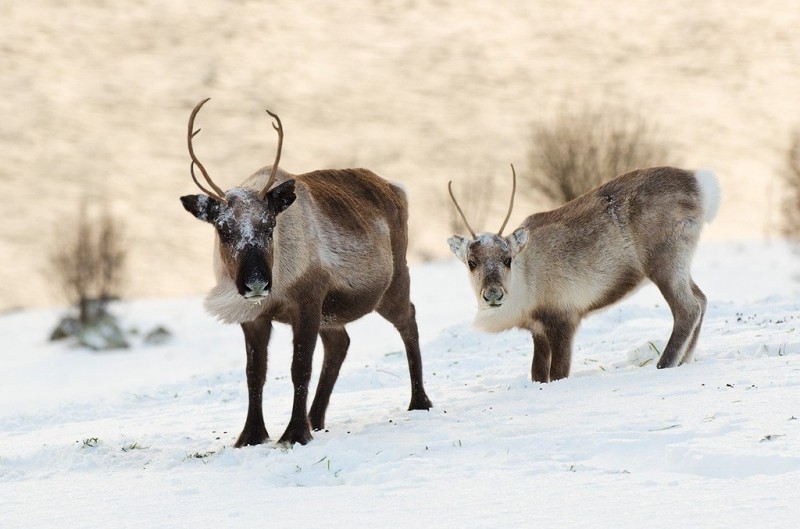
left=320, top=286, right=388, bottom=326
left=317, top=231, right=394, bottom=326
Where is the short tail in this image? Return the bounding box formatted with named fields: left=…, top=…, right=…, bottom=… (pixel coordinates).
left=694, top=169, right=721, bottom=223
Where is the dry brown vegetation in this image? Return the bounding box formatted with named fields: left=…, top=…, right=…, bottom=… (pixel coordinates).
left=525, top=106, right=672, bottom=206
left=50, top=205, right=126, bottom=322
left=783, top=130, right=800, bottom=242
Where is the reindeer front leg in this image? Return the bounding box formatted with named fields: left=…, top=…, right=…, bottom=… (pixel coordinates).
left=235, top=317, right=272, bottom=447
left=531, top=331, right=552, bottom=383
left=546, top=315, right=578, bottom=381
left=533, top=313, right=578, bottom=382
left=279, top=309, right=322, bottom=445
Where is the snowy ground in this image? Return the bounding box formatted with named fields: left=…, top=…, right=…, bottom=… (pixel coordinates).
left=1, top=241, right=799, bottom=528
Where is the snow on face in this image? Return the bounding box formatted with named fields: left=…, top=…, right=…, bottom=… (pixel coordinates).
left=215, top=187, right=274, bottom=255
left=471, top=234, right=509, bottom=270
left=469, top=234, right=511, bottom=281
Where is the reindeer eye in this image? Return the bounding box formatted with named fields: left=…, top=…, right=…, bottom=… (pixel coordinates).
left=467, top=259, right=477, bottom=271
left=504, top=257, right=512, bottom=268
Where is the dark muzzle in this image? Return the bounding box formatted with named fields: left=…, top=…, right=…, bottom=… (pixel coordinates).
left=236, top=249, right=271, bottom=300
left=482, top=286, right=505, bottom=306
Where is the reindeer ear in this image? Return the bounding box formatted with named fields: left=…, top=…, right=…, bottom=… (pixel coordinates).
left=180, top=194, right=221, bottom=223
left=507, top=227, right=529, bottom=257
left=267, top=179, right=296, bottom=214
left=447, top=235, right=469, bottom=262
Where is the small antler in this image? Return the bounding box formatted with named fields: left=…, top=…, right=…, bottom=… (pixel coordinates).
left=259, top=109, right=284, bottom=199
left=448, top=181, right=477, bottom=238
left=187, top=98, right=228, bottom=203
left=497, top=164, right=517, bottom=236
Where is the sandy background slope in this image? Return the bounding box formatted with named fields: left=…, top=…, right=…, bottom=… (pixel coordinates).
left=2, top=0, right=799, bottom=310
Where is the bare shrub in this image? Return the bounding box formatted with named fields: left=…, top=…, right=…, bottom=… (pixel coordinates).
left=95, top=212, right=126, bottom=302
left=50, top=204, right=127, bottom=323
left=782, top=129, right=800, bottom=241
left=526, top=105, right=672, bottom=205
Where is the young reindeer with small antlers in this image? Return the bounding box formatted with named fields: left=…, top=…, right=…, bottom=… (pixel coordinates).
left=447, top=165, right=720, bottom=383
left=180, top=99, right=432, bottom=446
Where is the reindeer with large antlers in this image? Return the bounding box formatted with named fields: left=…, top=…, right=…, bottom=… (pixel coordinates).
left=448, top=165, right=720, bottom=383
left=180, top=99, right=432, bottom=446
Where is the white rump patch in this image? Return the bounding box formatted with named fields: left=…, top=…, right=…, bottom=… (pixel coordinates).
left=694, top=169, right=721, bottom=223
left=390, top=181, right=408, bottom=196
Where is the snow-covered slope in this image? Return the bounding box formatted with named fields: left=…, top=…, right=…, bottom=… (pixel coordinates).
left=1, top=242, right=799, bottom=528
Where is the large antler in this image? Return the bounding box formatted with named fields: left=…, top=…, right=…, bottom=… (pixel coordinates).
left=447, top=181, right=477, bottom=238
left=187, top=98, right=228, bottom=204
left=497, top=164, right=517, bottom=236
left=259, top=109, right=284, bottom=199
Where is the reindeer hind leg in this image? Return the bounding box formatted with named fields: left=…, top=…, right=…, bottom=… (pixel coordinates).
left=650, top=269, right=703, bottom=370
left=679, top=281, right=707, bottom=365
left=376, top=268, right=432, bottom=411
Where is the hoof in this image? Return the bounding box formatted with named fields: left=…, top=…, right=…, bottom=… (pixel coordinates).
left=278, top=420, right=313, bottom=446
left=308, top=409, right=325, bottom=432
left=234, top=424, right=269, bottom=448
left=657, top=357, right=679, bottom=369
left=408, top=393, right=433, bottom=411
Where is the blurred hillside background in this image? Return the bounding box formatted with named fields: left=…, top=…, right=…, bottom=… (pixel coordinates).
left=2, top=0, right=799, bottom=311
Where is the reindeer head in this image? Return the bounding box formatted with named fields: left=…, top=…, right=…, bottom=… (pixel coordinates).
left=447, top=165, right=529, bottom=309
left=180, top=98, right=296, bottom=303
